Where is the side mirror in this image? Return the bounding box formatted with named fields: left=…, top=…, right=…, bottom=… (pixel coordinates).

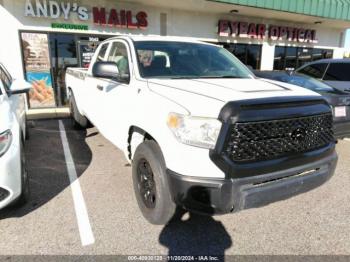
left=9, top=79, right=31, bottom=95
left=92, top=61, right=130, bottom=83
left=285, top=68, right=295, bottom=76
left=92, top=62, right=120, bottom=80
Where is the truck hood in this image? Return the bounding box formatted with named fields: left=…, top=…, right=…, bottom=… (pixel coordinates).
left=147, top=78, right=320, bottom=117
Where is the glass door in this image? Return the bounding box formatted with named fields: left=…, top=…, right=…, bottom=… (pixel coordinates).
left=297, top=48, right=312, bottom=68
left=49, top=33, right=78, bottom=107
left=222, top=43, right=262, bottom=69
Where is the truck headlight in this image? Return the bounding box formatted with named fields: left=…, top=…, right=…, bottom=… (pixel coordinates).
left=0, top=130, right=12, bottom=157
left=167, top=113, right=222, bottom=149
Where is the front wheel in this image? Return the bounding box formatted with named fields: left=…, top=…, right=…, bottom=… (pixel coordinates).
left=132, top=140, right=176, bottom=225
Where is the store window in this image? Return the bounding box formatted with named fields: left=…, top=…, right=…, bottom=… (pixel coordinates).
left=77, top=36, right=110, bottom=68
left=222, top=43, right=262, bottom=69
left=313, top=48, right=333, bottom=61
left=297, top=48, right=312, bottom=68
left=21, top=32, right=111, bottom=108
left=273, top=46, right=285, bottom=70
left=273, top=46, right=333, bottom=70
left=285, top=47, right=298, bottom=69
left=246, top=45, right=261, bottom=70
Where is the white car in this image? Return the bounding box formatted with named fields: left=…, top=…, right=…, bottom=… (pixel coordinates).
left=0, top=63, right=31, bottom=209
left=66, top=36, right=337, bottom=225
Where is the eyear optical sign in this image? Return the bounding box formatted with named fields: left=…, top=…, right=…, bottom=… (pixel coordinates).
left=24, top=0, right=148, bottom=29
left=218, top=19, right=317, bottom=43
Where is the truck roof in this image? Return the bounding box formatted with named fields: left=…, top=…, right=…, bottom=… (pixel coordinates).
left=104, top=35, right=216, bottom=45
left=301, top=58, right=350, bottom=64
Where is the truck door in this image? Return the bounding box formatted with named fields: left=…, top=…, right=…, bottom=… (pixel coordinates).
left=90, top=40, right=138, bottom=148
left=82, top=42, right=110, bottom=123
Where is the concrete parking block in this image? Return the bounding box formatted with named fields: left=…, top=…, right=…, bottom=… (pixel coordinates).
left=27, top=108, right=70, bottom=120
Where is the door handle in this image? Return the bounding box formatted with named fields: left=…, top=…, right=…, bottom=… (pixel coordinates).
left=96, top=85, right=103, bottom=91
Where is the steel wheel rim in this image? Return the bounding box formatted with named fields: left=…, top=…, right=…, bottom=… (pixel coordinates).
left=137, top=158, right=156, bottom=209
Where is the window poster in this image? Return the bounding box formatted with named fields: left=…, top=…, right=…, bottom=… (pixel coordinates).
left=78, top=41, right=100, bottom=68
left=21, top=32, right=56, bottom=107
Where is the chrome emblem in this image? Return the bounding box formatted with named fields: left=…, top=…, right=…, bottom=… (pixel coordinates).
left=290, top=127, right=307, bottom=141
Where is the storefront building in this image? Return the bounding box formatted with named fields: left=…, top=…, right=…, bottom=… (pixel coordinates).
left=1, top=0, right=350, bottom=108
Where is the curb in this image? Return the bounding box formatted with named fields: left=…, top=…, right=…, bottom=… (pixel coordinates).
left=27, top=108, right=71, bottom=120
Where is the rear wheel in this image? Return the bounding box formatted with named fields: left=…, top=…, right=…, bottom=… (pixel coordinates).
left=69, top=91, right=88, bottom=129
left=132, top=140, right=176, bottom=225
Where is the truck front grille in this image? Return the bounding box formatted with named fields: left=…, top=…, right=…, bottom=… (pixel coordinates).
left=225, top=113, right=334, bottom=163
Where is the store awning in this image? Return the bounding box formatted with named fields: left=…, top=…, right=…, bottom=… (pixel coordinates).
left=207, top=0, right=350, bottom=21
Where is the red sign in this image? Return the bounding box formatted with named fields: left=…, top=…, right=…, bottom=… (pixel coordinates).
left=93, top=8, right=148, bottom=29
left=218, top=20, right=317, bottom=43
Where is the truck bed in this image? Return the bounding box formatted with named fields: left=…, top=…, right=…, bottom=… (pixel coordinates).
left=66, top=67, right=88, bottom=80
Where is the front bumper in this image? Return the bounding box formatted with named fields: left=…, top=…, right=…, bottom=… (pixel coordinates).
left=167, top=152, right=337, bottom=214
left=334, top=121, right=350, bottom=139
left=0, top=139, right=22, bottom=209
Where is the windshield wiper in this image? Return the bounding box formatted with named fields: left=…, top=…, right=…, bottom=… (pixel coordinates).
left=162, top=76, right=244, bottom=79
left=198, top=76, right=242, bottom=79
left=170, top=76, right=198, bottom=79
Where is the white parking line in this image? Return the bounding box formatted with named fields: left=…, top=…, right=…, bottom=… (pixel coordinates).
left=58, top=120, right=95, bottom=246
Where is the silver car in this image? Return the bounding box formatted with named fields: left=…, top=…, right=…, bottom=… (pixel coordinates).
left=0, top=63, right=31, bottom=209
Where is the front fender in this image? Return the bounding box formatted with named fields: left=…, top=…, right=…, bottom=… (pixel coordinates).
left=125, top=90, right=225, bottom=179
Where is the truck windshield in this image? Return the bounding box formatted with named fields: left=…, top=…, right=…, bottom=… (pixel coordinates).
left=286, top=75, right=335, bottom=92
left=134, top=41, right=254, bottom=79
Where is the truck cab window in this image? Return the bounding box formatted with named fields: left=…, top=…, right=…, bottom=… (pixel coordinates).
left=107, top=42, right=130, bottom=77
left=96, top=43, right=109, bottom=62
left=323, top=63, right=350, bottom=81
left=298, top=63, right=327, bottom=79
left=134, top=41, right=253, bottom=79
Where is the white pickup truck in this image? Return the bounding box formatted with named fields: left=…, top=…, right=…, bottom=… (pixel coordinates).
left=66, top=36, right=337, bottom=225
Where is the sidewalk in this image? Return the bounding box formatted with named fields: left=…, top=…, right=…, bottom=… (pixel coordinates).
left=27, top=107, right=70, bottom=120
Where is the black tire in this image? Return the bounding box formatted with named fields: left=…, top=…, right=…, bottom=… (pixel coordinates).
left=69, top=91, right=88, bottom=129
left=11, top=140, right=29, bottom=207
left=132, top=140, right=176, bottom=225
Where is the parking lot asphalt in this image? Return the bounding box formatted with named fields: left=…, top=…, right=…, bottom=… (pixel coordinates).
left=0, top=119, right=350, bottom=256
